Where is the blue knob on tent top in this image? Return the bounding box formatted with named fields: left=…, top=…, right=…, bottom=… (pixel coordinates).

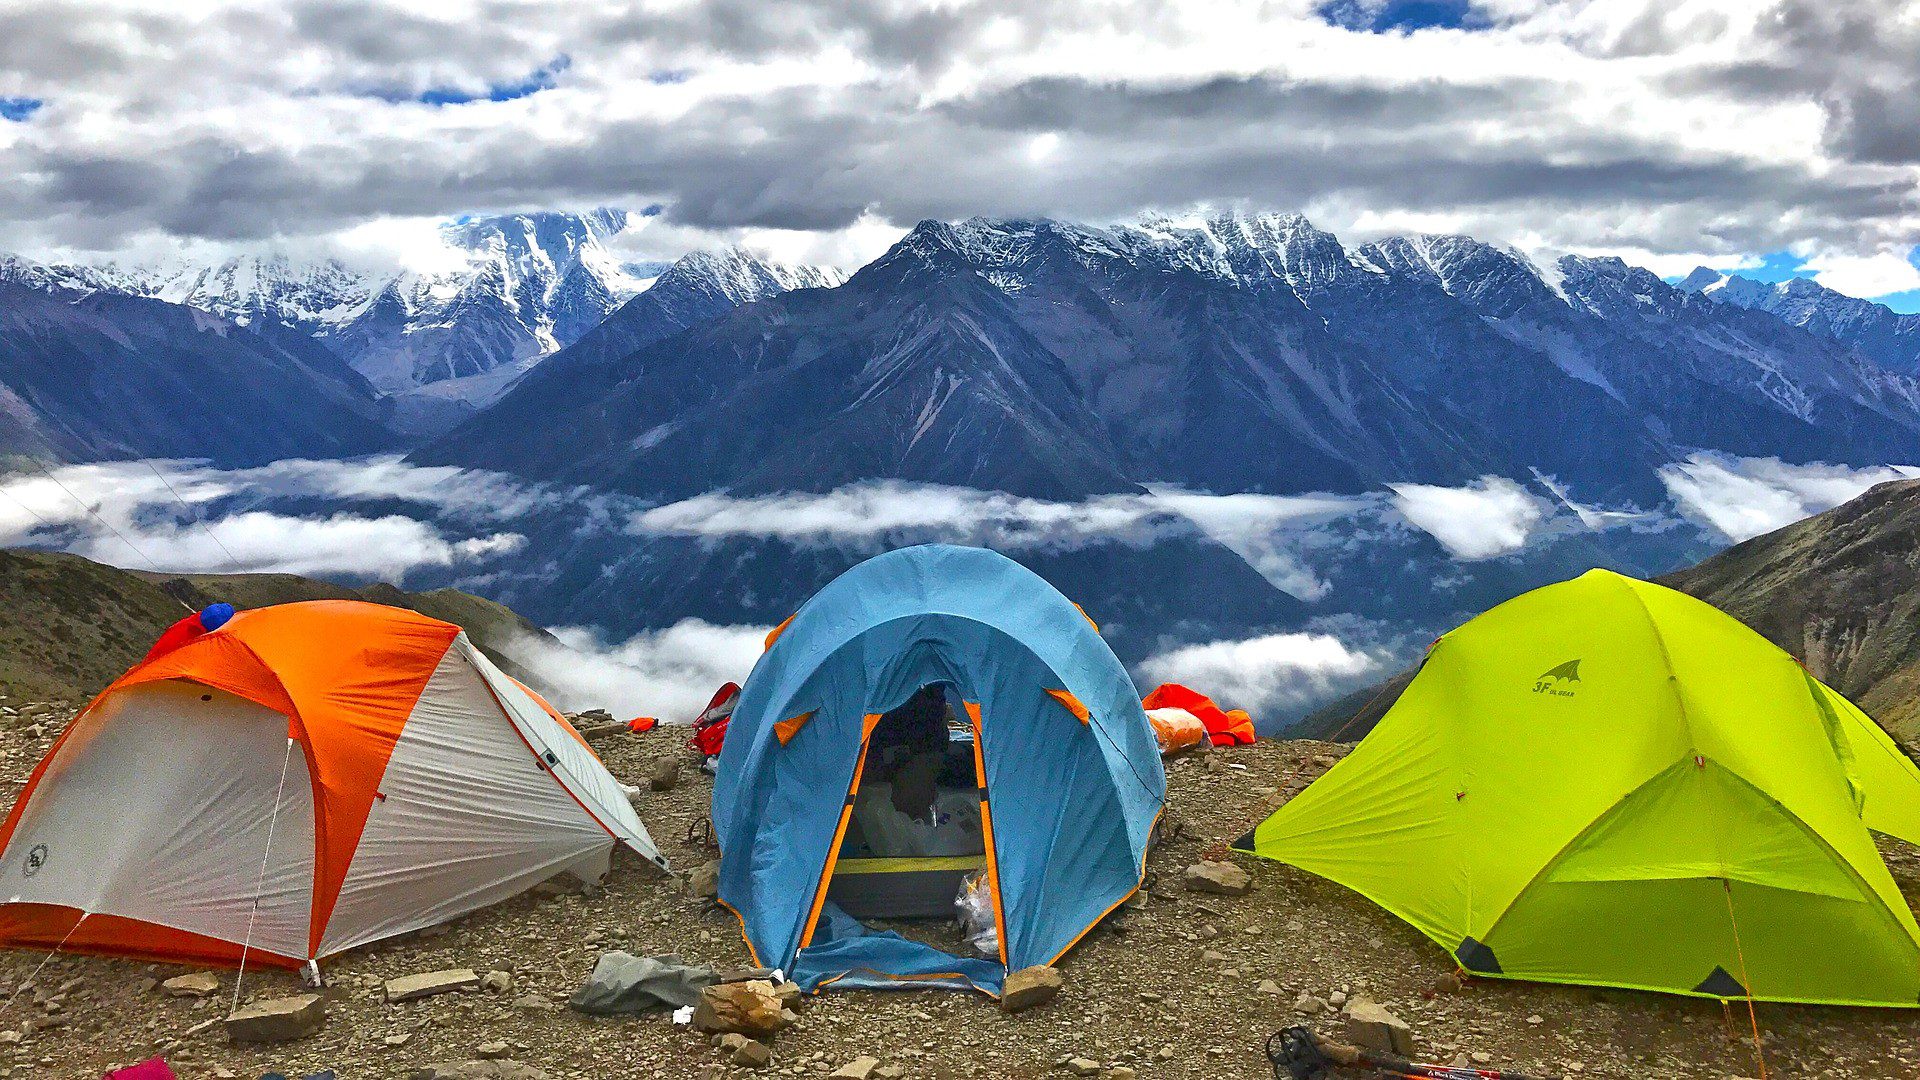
left=198, top=603, right=235, bottom=632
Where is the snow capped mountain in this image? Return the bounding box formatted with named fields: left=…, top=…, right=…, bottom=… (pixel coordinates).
left=1679, top=268, right=1920, bottom=376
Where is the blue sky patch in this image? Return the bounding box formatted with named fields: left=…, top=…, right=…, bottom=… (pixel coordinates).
left=0, top=97, right=44, bottom=122
left=1674, top=248, right=1920, bottom=314
left=1317, top=0, right=1487, bottom=33
left=410, top=55, right=570, bottom=106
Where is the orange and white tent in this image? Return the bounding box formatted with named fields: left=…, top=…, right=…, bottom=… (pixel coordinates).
left=0, top=601, right=663, bottom=970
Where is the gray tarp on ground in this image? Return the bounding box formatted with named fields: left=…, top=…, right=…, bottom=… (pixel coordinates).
left=568, top=952, right=720, bottom=1015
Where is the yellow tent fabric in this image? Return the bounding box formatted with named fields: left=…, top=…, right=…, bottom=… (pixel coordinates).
left=1236, top=568, right=1920, bottom=1007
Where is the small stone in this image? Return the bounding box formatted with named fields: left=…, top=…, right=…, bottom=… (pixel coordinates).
left=481, top=970, right=513, bottom=994
left=477, top=1041, right=510, bottom=1059
left=161, top=972, right=220, bottom=999
left=1257, top=979, right=1283, bottom=996
left=1292, top=994, right=1328, bottom=1016
left=1107, top=1069, right=1137, bottom=1080
left=830, top=1057, right=880, bottom=1079
left=646, top=756, right=681, bottom=792
left=1344, top=999, right=1414, bottom=1058
left=1525, top=1014, right=1544, bottom=1025
left=1001, top=966, right=1063, bottom=1013
left=224, top=994, right=325, bottom=1043
left=387, top=969, right=481, bottom=1002
left=731, top=1038, right=772, bottom=1069
left=512, top=993, right=558, bottom=1011
left=688, top=860, right=721, bottom=899
left=385, top=1032, right=414, bottom=1047
left=1328, top=990, right=1347, bottom=1008
left=1183, top=861, right=1251, bottom=895
left=1064, top=1059, right=1101, bottom=1077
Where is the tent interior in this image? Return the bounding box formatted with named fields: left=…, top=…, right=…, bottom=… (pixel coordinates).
left=825, top=683, right=987, bottom=924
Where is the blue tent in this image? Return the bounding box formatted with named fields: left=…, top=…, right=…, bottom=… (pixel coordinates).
left=712, top=545, right=1166, bottom=996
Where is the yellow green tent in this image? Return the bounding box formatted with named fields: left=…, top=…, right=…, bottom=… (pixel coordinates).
left=1236, top=569, right=1920, bottom=1007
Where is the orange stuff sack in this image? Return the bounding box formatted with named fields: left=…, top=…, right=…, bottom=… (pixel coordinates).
left=1146, top=707, right=1207, bottom=755
left=1141, top=683, right=1256, bottom=746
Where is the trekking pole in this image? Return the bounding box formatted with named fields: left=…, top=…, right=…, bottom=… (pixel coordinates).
left=1268, top=1026, right=1561, bottom=1080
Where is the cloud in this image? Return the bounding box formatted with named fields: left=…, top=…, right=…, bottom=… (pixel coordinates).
left=1802, top=247, right=1920, bottom=299
left=1658, top=453, right=1920, bottom=542
left=1136, top=630, right=1387, bottom=718
left=510, top=620, right=770, bottom=722
left=0, top=456, right=550, bottom=578
left=0, top=0, right=1916, bottom=287
left=630, top=480, right=1377, bottom=598
left=1388, top=476, right=1547, bottom=559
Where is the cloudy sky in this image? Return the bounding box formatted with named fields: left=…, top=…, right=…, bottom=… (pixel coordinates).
left=2, top=0, right=1917, bottom=305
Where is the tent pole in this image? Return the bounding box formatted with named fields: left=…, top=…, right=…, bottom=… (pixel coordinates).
left=231, top=736, right=298, bottom=1016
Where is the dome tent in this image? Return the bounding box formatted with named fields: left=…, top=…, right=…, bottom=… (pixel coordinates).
left=0, top=601, right=664, bottom=971
left=1236, top=569, right=1920, bottom=1007
left=713, top=545, right=1165, bottom=996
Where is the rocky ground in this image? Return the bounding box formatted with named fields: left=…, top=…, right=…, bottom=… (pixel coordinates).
left=0, top=700, right=1916, bottom=1079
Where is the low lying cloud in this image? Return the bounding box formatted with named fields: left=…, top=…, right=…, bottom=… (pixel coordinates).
left=629, top=481, right=1376, bottom=599
left=1136, top=630, right=1387, bottom=720
left=1658, top=454, right=1920, bottom=542
left=0, top=456, right=546, bottom=580
left=510, top=620, right=771, bottom=722
left=1388, top=476, right=1548, bottom=560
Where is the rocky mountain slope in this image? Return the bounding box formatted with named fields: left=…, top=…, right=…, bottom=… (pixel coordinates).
left=1680, top=267, right=1920, bottom=376
left=1659, top=477, right=1920, bottom=744
left=0, top=282, right=395, bottom=465
left=0, top=549, right=556, bottom=705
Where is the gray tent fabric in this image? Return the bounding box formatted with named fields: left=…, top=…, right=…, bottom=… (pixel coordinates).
left=568, top=952, right=721, bottom=1015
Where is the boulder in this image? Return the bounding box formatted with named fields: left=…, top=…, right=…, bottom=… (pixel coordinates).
left=830, top=1057, right=880, bottom=1079
left=1000, top=966, right=1063, bottom=1013
left=1183, top=861, right=1251, bottom=895
left=387, top=968, right=481, bottom=1002
left=1344, top=999, right=1415, bottom=1058
left=161, top=972, right=220, bottom=999
left=691, top=980, right=786, bottom=1037
left=224, top=995, right=325, bottom=1043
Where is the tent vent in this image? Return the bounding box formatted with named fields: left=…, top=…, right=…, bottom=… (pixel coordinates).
left=1230, top=828, right=1259, bottom=853
left=1455, top=937, right=1501, bottom=974
left=1694, top=966, right=1747, bottom=998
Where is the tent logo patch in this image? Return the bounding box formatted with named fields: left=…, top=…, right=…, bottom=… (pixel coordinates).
left=1532, top=659, right=1581, bottom=697
left=21, top=844, right=46, bottom=878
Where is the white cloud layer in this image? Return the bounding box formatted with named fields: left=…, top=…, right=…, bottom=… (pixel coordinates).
left=1388, top=476, right=1547, bottom=560
left=1, top=0, right=1917, bottom=290
left=511, top=620, right=771, bottom=722
left=1136, top=630, right=1386, bottom=718
left=0, top=456, right=544, bottom=578
left=1658, top=454, right=1920, bottom=542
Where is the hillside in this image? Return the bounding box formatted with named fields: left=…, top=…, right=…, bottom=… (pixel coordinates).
left=1659, top=478, right=1920, bottom=744
left=0, top=549, right=556, bottom=705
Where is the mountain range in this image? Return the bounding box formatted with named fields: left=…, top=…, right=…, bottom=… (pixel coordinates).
left=8, top=208, right=1920, bottom=711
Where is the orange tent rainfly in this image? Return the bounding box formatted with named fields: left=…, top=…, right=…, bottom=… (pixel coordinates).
left=1141, top=683, right=1256, bottom=746
left=0, top=601, right=664, bottom=973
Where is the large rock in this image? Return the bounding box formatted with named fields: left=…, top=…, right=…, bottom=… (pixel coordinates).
left=225, top=995, right=325, bottom=1043
left=1000, top=966, right=1062, bottom=1013
left=1344, top=999, right=1415, bottom=1057
left=161, top=972, right=220, bottom=998
left=830, top=1058, right=880, bottom=1079
left=1184, top=860, right=1251, bottom=895
left=691, top=980, right=786, bottom=1036
left=386, top=968, right=481, bottom=1002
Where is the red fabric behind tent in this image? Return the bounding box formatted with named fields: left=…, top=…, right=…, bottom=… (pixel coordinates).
left=1141, top=683, right=1255, bottom=746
